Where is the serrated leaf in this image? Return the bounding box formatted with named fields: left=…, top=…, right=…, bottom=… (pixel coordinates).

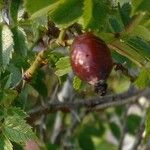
left=7, top=107, right=27, bottom=119
left=132, top=0, right=150, bottom=13
left=25, top=0, right=62, bottom=19
left=1, top=25, right=14, bottom=69
left=109, top=17, right=124, bottom=33
left=55, top=56, right=71, bottom=76
left=73, top=76, right=82, bottom=90
left=0, top=135, right=13, bottom=150
left=10, top=0, right=21, bottom=24
left=7, top=64, right=22, bottom=87
left=0, top=73, right=12, bottom=89
left=119, top=3, right=131, bottom=26
left=50, top=0, right=83, bottom=28
left=112, top=40, right=146, bottom=67
left=3, top=116, right=36, bottom=144
left=0, top=89, right=18, bottom=107
left=11, top=27, right=28, bottom=57
left=82, top=0, right=109, bottom=31
left=134, top=68, right=150, bottom=88
left=125, top=36, right=150, bottom=62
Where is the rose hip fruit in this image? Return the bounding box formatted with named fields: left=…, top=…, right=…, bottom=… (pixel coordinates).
left=70, top=33, right=113, bottom=95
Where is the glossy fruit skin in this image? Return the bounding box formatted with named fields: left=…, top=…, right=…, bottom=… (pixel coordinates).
left=70, top=33, right=113, bottom=95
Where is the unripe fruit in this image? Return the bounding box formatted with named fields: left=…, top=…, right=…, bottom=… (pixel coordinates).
left=70, top=33, right=113, bottom=95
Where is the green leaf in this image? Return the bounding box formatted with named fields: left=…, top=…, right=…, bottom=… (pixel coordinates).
left=7, top=107, right=27, bottom=119
left=82, top=0, right=109, bottom=31
left=79, top=134, right=94, bottom=150
left=119, top=3, right=131, bottom=26
left=146, top=107, right=150, bottom=138
left=10, top=0, right=21, bottom=24
left=134, top=68, right=150, bottom=88
left=0, top=73, right=12, bottom=89
left=1, top=25, right=14, bottom=70
left=131, top=25, right=150, bottom=41
left=73, top=76, right=82, bottom=90
left=31, top=70, right=48, bottom=97
left=109, top=17, right=123, bottom=33
left=11, top=27, right=28, bottom=57
left=0, top=89, right=18, bottom=107
left=132, top=0, right=150, bottom=13
left=112, top=51, right=132, bottom=67
left=109, top=122, right=121, bottom=140
left=25, top=0, right=57, bottom=15
left=126, top=114, right=141, bottom=135
left=112, top=40, right=146, bottom=67
left=82, top=0, right=93, bottom=28
left=47, top=51, right=64, bottom=67
left=3, top=116, right=36, bottom=144
left=95, top=140, right=117, bottom=150
left=55, top=56, right=71, bottom=76
left=0, top=108, right=4, bottom=121
left=25, top=0, right=62, bottom=19
left=125, top=36, right=150, bottom=62
left=0, top=135, right=13, bottom=150
left=7, top=64, right=22, bottom=87
left=50, top=0, right=83, bottom=28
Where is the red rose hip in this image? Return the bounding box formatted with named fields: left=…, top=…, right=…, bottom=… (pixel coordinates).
left=70, top=33, right=113, bottom=95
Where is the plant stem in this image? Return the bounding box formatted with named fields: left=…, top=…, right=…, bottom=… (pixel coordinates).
left=57, top=29, right=66, bottom=46
left=124, top=12, right=146, bottom=34
left=24, top=50, right=48, bottom=81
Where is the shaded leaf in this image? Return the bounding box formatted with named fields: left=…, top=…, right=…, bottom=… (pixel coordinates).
left=50, top=0, right=83, bottom=28
left=10, top=0, right=21, bottom=24
left=95, top=140, right=117, bottom=150
left=132, top=0, right=150, bottom=13
left=109, top=16, right=124, bottom=33
left=11, top=27, right=28, bottom=57
left=82, top=0, right=109, bottom=31
left=125, top=36, right=150, bottom=62
left=79, top=134, right=94, bottom=150
left=119, top=3, right=131, bottom=26
left=0, top=73, right=12, bottom=89
left=109, top=122, right=121, bottom=140
left=31, top=70, right=48, bottom=97
left=3, top=116, right=36, bottom=144
left=0, top=89, right=18, bottom=107
left=126, top=114, right=141, bottom=135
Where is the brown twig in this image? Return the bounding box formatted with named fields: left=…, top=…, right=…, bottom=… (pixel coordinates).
left=27, top=88, right=150, bottom=119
